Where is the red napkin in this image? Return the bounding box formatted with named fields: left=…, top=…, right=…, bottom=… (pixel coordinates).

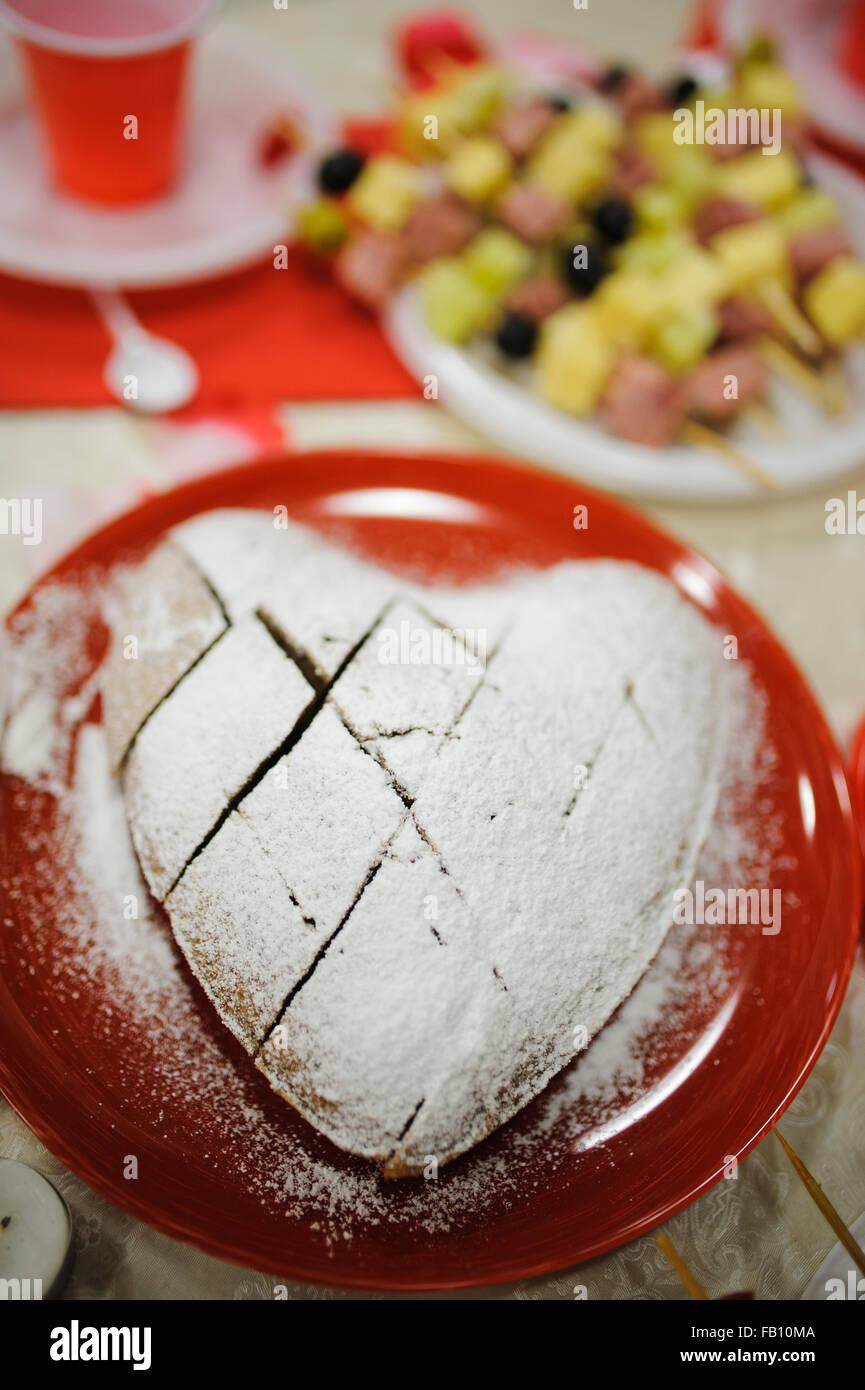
left=0, top=115, right=418, bottom=412
left=0, top=246, right=418, bottom=410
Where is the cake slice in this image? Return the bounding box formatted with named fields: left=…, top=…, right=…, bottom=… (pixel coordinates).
left=103, top=541, right=227, bottom=772
left=123, top=616, right=315, bottom=899
left=238, top=703, right=406, bottom=936
left=328, top=597, right=487, bottom=798
left=165, top=812, right=321, bottom=1052
left=257, top=819, right=524, bottom=1171
left=177, top=509, right=396, bottom=684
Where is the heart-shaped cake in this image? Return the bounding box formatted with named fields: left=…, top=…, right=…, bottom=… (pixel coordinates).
left=105, top=509, right=736, bottom=1175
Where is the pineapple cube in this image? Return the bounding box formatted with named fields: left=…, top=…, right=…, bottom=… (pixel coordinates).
left=558, top=104, right=623, bottom=152
left=738, top=62, right=805, bottom=117
left=656, top=246, right=730, bottom=309
left=803, top=257, right=865, bottom=345
left=651, top=304, right=719, bottom=372
left=715, top=148, right=801, bottom=209
left=463, top=227, right=533, bottom=294
left=447, top=65, right=511, bottom=131
left=526, top=127, right=607, bottom=203
left=775, top=189, right=841, bottom=239
left=446, top=136, right=512, bottom=203
left=524, top=104, right=617, bottom=204
left=535, top=304, right=615, bottom=415
left=634, top=112, right=678, bottom=163
left=420, top=257, right=495, bottom=343
left=399, top=66, right=510, bottom=158
left=348, top=156, right=423, bottom=232
left=594, top=271, right=665, bottom=349
left=709, top=220, right=790, bottom=290
left=659, top=145, right=715, bottom=212
left=399, top=91, right=461, bottom=159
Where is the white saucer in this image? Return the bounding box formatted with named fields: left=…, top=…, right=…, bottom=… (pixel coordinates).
left=384, top=154, right=865, bottom=502
left=0, top=27, right=335, bottom=289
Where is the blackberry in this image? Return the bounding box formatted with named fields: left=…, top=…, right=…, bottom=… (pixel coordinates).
left=667, top=74, right=699, bottom=107
left=561, top=242, right=608, bottom=295
left=598, top=64, right=629, bottom=94
left=593, top=198, right=633, bottom=245
left=317, top=148, right=365, bottom=195
left=495, top=311, right=538, bottom=358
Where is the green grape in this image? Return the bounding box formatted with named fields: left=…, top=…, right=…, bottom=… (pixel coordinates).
left=463, top=227, right=532, bottom=293
left=633, top=185, right=687, bottom=233
left=297, top=199, right=349, bottom=252
left=651, top=304, right=719, bottom=372
left=616, top=232, right=687, bottom=275
left=421, top=258, right=494, bottom=342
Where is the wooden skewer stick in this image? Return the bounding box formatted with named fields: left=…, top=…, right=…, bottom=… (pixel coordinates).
left=774, top=1129, right=865, bottom=1280
left=681, top=419, right=780, bottom=491
left=656, top=1234, right=709, bottom=1300
left=820, top=357, right=850, bottom=419
left=758, top=337, right=842, bottom=416
left=743, top=401, right=786, bottom=442
left=755, top=278, right=823, bottom=359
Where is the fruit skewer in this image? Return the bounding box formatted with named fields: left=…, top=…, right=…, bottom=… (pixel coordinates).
left=295, top=38, right=865, bottom=474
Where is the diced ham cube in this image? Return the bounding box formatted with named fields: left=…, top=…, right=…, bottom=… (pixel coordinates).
left=707, top=117, right=810, bottom=162
left=497, top=181, right=569, bottom=245
left=403, top=193, right=481, bottom=264
left=494, top=99, right=558, bottom=160
left=600, top=356, right=686, bottom=446
left=779, top=117, right=813, bottom=155
left=334, top=231, right=409, bottom=309
left=790, top=226, right=853, bottom=284
left=609, top=145, right=657, bottom=199
left=695, top=196, right=762, bottom=245
left=505, top=275, right=570, bottom=322
left=686, top=345, right=769, bottom=420
left=615, top=74, right=663, bottom=119
left=717, top=295, right=774, bottom=342
left=710, top=137, right=751, bottom=163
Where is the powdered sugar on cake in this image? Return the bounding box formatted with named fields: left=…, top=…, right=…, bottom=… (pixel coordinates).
left=0, top=512, right=781, bottom=1240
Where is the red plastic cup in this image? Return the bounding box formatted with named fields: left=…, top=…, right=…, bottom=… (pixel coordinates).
left=0, top=0, right=214, bottom=205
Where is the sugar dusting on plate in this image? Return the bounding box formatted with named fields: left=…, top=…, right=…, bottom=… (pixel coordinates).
left=1, top=567, right=784, bottom=1248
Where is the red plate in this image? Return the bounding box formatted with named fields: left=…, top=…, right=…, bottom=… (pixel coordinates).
left=849, top=715, right=865, bottom=881
left=0, top=451, right=860, bottom=1291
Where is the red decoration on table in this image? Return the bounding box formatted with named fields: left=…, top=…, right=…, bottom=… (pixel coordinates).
left=839, top=0, right=865, bottom=89
left=342, top=116, right=399, bottom=159
left=682, top=0, right=722, bottom=52
left=258, top=115, right=299, bottom=169
left=395, top=9, right=487, bottom=90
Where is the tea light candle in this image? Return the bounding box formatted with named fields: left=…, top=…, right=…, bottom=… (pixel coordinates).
left=0, top=1158, right=73, bottom=1300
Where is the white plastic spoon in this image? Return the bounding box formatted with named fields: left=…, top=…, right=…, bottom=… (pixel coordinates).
left=90, top=287, right=199, bottom=414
